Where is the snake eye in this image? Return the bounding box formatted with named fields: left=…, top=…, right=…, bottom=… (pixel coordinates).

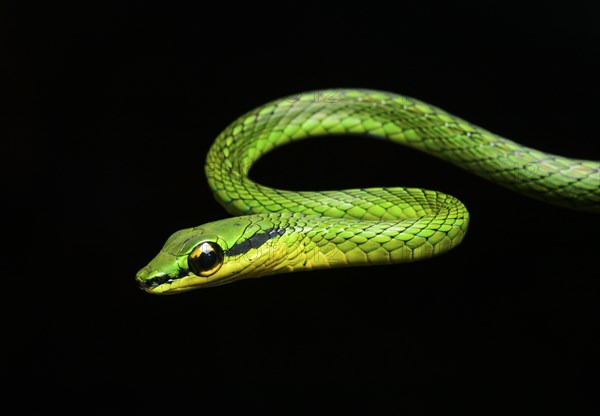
left=188, top=241, right=224, bottom=277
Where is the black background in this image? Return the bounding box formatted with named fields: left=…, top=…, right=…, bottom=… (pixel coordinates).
left=8, top=1, right=600, bottom=413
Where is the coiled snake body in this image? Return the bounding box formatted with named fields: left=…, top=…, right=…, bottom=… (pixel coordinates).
left=137, top=89, right=599, bottom=294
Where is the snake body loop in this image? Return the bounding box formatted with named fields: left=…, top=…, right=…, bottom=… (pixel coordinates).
left=137, top=89, right=599, bottom=293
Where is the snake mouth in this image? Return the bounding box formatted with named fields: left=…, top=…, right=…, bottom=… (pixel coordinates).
left=136, top=268, right=190, bottom=292
left=138, top=273, right=172, bottom=290
left=137, top=269, right=237, bottom=293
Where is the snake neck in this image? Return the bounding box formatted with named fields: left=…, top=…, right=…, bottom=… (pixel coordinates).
left=219, top=196, right=468, bottom=280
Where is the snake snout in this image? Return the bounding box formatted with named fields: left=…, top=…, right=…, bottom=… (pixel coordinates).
left=136, top=266, right=169, bottom=291
left=136, top=266, right=151, bottom=281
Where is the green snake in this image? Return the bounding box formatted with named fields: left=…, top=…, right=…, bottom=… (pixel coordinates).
left=136, top=89, right=599, bottom=294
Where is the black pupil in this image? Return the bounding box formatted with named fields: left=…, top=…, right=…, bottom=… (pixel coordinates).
left=196, top=248, right=216, bottom=271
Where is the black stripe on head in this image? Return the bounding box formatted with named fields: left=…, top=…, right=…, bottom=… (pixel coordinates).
left=225, top=227, right=285, bottom=257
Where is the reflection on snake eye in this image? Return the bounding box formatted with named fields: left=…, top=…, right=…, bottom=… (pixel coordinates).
left=188, top=242, right=224, bottom=277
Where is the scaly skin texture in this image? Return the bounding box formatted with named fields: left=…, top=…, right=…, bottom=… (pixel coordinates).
left=136, top=89, right=599, bottom=294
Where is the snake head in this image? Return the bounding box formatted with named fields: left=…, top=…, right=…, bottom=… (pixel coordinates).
left=136, top=218, right=263, bottom=294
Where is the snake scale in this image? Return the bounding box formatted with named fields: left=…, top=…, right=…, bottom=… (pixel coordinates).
left=136, top=89, right=599, bottom=294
